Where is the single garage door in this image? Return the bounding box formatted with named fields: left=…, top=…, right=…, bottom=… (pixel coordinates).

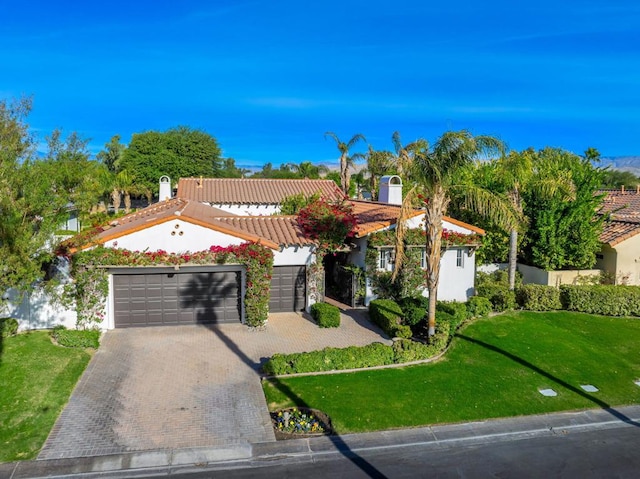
left=269, top=265, right=306, bottom=312
left=113, top=270, right=241, bottom=328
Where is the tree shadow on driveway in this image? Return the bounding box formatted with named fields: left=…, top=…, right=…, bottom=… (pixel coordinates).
left=207, top=323, right=389, bottom=479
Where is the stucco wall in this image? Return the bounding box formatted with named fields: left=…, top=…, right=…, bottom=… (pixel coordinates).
left=518, top=263, right=602, bottom=286
left=1, top=287, right=77, bottom=331
left=605, top=235, right=640, bottom=285
left=104, top=220, right=245, bottom=253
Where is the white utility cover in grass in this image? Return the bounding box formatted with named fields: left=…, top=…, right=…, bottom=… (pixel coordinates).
left=539, top=388, right=557, bottom=397
left=580, top=384, right=599, bottom=392
left=635, top=380, right=640, bottom=387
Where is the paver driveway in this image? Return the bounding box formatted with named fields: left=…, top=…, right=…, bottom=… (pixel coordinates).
left=39, top=310, right=389, bottom=459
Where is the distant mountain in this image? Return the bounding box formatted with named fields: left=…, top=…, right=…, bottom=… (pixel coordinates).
left=600, top=156, right=640, bottom=175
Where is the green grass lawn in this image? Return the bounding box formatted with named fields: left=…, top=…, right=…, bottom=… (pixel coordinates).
left=263, top=311, right=640, bottom=433
left=0, top=331, right=92, bottom=463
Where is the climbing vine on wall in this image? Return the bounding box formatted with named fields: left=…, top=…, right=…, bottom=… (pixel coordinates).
left=65, top=243, right=274, bottom=328
left=365, top=228, right=480, bottom=301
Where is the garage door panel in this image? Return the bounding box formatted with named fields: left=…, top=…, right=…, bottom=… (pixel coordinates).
left=114, top=270, right=241, bottom=328
left=270, top=266, right=306, bottom=313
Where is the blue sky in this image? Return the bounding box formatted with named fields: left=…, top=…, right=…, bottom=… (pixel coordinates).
left=2, top=1, right=639, bottom=169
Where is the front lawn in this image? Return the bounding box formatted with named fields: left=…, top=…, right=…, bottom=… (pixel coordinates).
left=263, top=311, right=640, bottom=433
left=0, top=331, right=93, bottom=462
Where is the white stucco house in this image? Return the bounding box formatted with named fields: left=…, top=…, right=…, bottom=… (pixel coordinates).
left=3, top=177, right=484, bottom=330
left=76, top=176, right=482, bottom=329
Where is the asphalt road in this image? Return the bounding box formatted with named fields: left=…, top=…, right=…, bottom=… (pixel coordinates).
left=162, top=423, right=640, bottom=479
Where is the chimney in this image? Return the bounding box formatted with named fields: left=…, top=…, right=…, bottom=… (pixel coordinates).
left=378, top=175, right=403, bottom=205
left=159, top=176, right=171, bottom=202
left=621, top=185, right=625, bottom=193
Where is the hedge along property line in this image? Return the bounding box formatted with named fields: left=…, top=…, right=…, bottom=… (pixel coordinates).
left=262, top=323, right=451, bottom=377
left=560, top=284, right=640, bottom=316
left=65, top=243, right=274, bottom=328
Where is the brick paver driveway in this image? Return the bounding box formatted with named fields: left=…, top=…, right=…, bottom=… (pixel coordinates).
left=39, top=310, right=389, bottom=459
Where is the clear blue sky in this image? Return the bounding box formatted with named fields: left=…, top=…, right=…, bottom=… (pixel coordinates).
left=2, top=1, right=638, bottom=169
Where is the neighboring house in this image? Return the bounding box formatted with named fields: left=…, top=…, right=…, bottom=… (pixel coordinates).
left=596, top=189, right=640, bottom=285
left=176, top=177, right=344, bottom=215
left=78, top=176, right=482, bottom=330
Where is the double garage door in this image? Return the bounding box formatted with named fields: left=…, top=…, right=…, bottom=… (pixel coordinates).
left=113, top=269, right=242, bottom=328
left=113, top=265, right=307, bottom=328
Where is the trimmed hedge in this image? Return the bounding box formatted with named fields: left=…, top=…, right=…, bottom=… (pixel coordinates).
left=397, top=297, right=427, bottom=326
left=369, top=299, right=412, bottom=338
left=263, top=324, right=451, bottom=375
left=311, top=302, right=340, bottom=328
left=466, top=296, right=492, bottom=318
left=560, top=285, right=640, bottom=316
left=51, top=326, right=101, bottom=348
left=516, top=284, right=562, bottom=311
left=0, top=318, right=19, bottom=338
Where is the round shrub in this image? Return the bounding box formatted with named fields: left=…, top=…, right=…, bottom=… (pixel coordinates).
left=466, top=296, right=492, bottom=318
left=310, top=302, right=340, bottom=328
left=0, top=318, right=19, bottom=338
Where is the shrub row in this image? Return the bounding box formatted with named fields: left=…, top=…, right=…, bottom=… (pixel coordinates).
left=263, top=325, right=451, bottom=375
left=368, top=299, right=412, bottom=338
left=560, top=285, right=640, bottom=316
left=310, top=302, right=340, bottom=328
left=475, top=279, right=640, bottom=316
left=51, top=326, right=101, bottom=348
left=516, top=284, right=562, bottom=311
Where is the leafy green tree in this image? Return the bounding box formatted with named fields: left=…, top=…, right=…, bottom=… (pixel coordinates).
left=363, top=146, right=395, bottom=200
left=119, top=126, right=222, bottom=195
left=600, top=168, right=639, bottom=190
left=395, top=131, right=516, bottom=336
left=96, top=134, right=125, bottom=173
left=0, top=98, right=73, bottom=294
left=324, top=132, right=366, bottom=195
left=283, top=161, right=329, bottom=179
left=521, top=148, right=605, bottom=270
left=251, top=162, right=299, bottom=179
left=279, top=192, right=321, bottom=215
left=220, top=158, right=250, bottom=178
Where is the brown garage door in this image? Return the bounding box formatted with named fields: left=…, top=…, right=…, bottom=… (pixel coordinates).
left=113, top=270, right=241, bottom=328
left=269, top=265, right=306, bottom=312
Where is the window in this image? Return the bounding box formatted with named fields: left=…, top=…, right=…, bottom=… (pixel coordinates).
left=378, top=249, right=394, bottom=271
left=456, top=249, right=464, bottom=268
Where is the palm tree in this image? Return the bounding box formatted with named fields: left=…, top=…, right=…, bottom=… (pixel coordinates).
left=394, top=130, right=517, bottom=336
left=324, top=132, right=366, bottom=195
left=391, top=131, right=428, bottom=179
left=284, top=161, right=329, bottom=179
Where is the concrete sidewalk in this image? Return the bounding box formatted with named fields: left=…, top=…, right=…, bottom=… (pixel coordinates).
left=3, top=405, right=639, bottom=479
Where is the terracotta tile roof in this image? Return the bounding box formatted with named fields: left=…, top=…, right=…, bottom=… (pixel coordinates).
left=177, top=178, right=345, bottom=204
left=600, top=221, right=640, bottom=247
left=349, top=200, right=485, bottom=237
left=84, top=197, right=484, bottom=251
left=598, top=190, right=640, bottom=246
left=89, top=198, right=307, bottom=250
left=599, top=189, right=640, bottom=222
left=212, top=216, right=312, bottom=247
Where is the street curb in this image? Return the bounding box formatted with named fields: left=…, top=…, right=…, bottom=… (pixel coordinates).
left=4, top=405, right=639, bottom=478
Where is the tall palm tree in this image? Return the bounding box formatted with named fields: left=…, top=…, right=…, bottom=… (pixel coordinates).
left=394, top=130, right=517, bottom=336
left=391, top=131, right=428, bottom=179
left=324, top=132, right=366, bottom=195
